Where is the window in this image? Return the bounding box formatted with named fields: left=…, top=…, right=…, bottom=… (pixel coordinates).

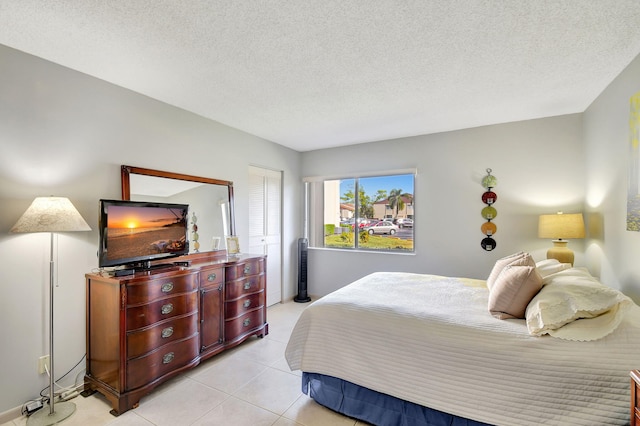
left=307, top=172, right=414, bottom=252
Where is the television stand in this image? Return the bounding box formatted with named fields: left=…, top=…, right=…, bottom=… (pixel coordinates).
left=84, top=252, right=269, bottom=416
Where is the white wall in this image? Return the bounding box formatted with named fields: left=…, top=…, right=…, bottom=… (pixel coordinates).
left=0, top=44, right=301, bottom=414
left=301, top=115, right=586, bottom=296
left=583, top=53, right=640, bottom=299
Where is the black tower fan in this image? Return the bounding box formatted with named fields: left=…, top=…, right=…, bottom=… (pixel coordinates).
left=294, top=237, right=311, bottom=302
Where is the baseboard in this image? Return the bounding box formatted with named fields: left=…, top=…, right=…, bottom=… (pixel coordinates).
left=0, top=405, right=22, bottom=424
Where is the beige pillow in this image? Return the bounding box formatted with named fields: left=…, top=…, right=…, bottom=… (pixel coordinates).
left=486, top=252, right=535, bottom=291
left=488, top=265, right=543, bottom=319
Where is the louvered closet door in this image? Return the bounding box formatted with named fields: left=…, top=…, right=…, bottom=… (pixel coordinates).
left=248, top=166, right=282, bottom=306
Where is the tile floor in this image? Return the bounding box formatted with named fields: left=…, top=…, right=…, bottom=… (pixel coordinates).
left=3, top=301, right=367, bottom=426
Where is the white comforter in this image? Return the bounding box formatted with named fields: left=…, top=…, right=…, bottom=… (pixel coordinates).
left=285, top=272, right=640, bottom=426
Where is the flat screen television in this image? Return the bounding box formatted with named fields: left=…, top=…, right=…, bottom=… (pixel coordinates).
left=98, top=199, right=189, bottom=270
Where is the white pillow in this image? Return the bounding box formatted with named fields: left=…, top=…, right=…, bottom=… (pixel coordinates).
left=535, top=259, right=572, bottom=279
left=525, top=268, right=633, bottom=341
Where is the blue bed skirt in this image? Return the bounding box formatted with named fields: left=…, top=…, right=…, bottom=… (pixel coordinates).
left=302, top=373, right=491, bottom=426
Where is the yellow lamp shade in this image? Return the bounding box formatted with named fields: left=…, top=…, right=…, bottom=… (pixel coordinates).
left=538, top=213, right=585, bottom=239
left=538, top=212, right=585, bottom=265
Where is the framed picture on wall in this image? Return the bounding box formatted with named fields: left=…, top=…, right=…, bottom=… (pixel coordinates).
left=226, top=236, right=240, bottom=255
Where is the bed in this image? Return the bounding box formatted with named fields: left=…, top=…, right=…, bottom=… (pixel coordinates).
left=285, top=256, right=640, bottom=426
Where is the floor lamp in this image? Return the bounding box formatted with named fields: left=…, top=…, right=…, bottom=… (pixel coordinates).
left=11, top=197, right=91, bottom=426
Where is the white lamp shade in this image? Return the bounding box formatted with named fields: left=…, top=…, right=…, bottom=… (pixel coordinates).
left=11, top=197, right=91, bottom=233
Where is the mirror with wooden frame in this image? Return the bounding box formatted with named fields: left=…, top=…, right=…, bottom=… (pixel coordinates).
left=121, top=165, right=235, bottom=254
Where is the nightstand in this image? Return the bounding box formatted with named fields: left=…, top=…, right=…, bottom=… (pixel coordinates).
left=630, top=370, right=640, bottom=425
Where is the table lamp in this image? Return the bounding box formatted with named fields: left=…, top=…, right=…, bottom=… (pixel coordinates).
left=11, top=197, right=91, bottom=426
left=538, top=212, right=585, bottom=265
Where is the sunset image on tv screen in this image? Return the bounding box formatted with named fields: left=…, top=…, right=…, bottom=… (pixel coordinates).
left=106, top=205, right=187, bottom=260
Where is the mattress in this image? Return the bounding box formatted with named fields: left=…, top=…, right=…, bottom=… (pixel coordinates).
left=285, top=272, right=640, bottom=425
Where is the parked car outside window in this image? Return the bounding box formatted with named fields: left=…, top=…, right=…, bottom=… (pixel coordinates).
left=396, top=218, right=413, bottom=228
left=343, top=218, right=372, bottom=229
left=366, top=221, right=399, bottom=235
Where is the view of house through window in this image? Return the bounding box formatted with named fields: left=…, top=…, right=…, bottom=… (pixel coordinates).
left=323, top=173, right=414, bottom=251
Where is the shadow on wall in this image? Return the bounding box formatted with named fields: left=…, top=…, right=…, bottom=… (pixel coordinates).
left=587, top=212, right=604, bottom=241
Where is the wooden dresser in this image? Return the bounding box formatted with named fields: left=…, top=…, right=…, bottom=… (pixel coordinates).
left=83, top=252, right=267, bottom=415
left=631, top=370, right=640, bottom=425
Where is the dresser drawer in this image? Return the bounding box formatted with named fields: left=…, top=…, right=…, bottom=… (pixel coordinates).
left=225, top=292, right=264, bottom=319
left=126, top=292, right=198, bottom=330
left=127, top=312, right=199, bottom=359
left=127, top=272, right=199, bottom=305
left=226, top=275, right=264, bottom=300
left=226, top=259, right=264, bottom=280
left=126, top=334, right=199, bottom=391
left=225, top=309, right=264, bottom=341
left=199, top=266, right=223, bottom=288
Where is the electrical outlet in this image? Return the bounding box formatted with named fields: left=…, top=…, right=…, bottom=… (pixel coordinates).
left=38, top=355, right=50, bottom=374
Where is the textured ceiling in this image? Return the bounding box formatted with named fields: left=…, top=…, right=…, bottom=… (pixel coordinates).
left=1, top=1, right=640, bottom=152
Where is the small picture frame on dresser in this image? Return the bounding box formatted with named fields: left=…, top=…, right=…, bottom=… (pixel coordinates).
left=226, top=236, right=240, bottom=255
left=211, top=236, right=221, bottom=250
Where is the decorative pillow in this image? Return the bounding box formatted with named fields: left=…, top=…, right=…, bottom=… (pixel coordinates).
left=486, top=252, right=535, bottom=291
left=535, top=259, right=572, bottom=279
left=488, top=265, right=543, bottom=319
left=525, top=268, right=633, bottom=341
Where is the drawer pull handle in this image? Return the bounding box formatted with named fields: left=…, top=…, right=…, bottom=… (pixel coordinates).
left=161, top=303, right=174, bottom=315
left=161, top=282, right=174, bottom=293
left=162, top=352, right=175, bottom=364
left=243, top=318, right=251, bottom=327
left=161, top=327, right=174, bottom=338
left=243, top=265, right=251, bottom=275
left=207, top=273, right=217, bottom=281
left=243, top=282, right=251, bottom=290
left=243, top=299, right=251, bottom=308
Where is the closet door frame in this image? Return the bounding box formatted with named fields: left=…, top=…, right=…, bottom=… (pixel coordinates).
left=248, top=165, right=282, bottom=306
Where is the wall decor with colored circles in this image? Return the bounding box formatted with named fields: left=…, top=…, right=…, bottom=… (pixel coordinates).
left=481, top=168, right=497, bottom=251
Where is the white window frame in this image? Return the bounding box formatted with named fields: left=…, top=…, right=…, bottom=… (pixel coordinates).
left=303, top=169, right=416, bottom=252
